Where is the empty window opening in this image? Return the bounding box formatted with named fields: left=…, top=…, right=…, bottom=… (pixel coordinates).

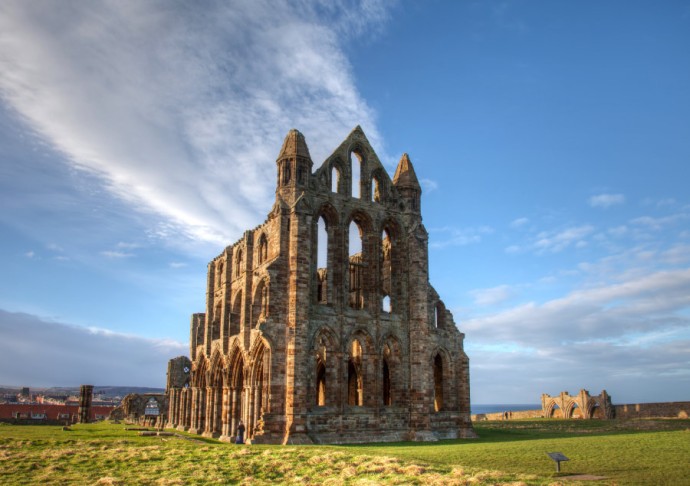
left=316, top=216, right=328, bottom=304
left=331, top=166, right=341, bottom=193
left=316, top=361, right=326, bottom=406
left=382, top=357, right=391, bottom=406
left=235, top=249, right=243, bottom=278
left=348, top=221, right=364, bottom=309
left=281, top=161, right=291, bottom=185
left=381, top=229, right=392, bottom=310
left=433, top=354, right=443, bottom=412
left=570, top=403, right=582, bottom=419
left=351, top=152, right=362, bottom=198
left=212, top=301, right=221, bottom=340
left=348, top=340, right=363, bottom=406
left=230, top=291, right=242, bottom=336
left=217, top=261, right=224, bottom=286
left=372, top=176, right=381, bottom=202
left=258, top=235, right=268, bottom=264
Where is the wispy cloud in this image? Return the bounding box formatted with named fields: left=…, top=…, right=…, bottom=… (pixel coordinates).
left=0, top=309, right=186, bottom=387
left=24, top=250, right=35, bottom=258
left=429, top=225, right=494, bottom=248
left=470, top=284, right=515, bottom=306
left=589, top=193, right=625, bottom=208
left=464, top=267, right=690, bottom=402
left=510, top=217, right=529, bottom=228
left=100, top=250, right=134, bottom=259
left=534, top=225, right=594, bottom=253
left=0, top=0, right=392, bottom=249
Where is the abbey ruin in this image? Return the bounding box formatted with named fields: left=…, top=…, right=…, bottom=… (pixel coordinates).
left=165, top=127, right=474, bottom=444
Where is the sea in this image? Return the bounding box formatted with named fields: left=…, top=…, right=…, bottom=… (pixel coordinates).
left=471, top=404, right=540, bottom=415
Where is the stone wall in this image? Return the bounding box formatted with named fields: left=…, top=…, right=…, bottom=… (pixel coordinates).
left=614, top=401, right=690, bottom=419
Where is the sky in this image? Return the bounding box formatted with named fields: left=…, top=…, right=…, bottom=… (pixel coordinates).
left=1, top=0, right=689, bottom=405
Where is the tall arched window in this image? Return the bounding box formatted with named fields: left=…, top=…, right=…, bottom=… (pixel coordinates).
left=257, top=234, right=268, bottom=264
left=217, top=261, right=224, bottom=286
left=316, top=360, right=326, bottom=406
left=381, top=229, right=392, bottom=312
left=331, top=166, right=341, bottom=193
left=348, top=220, right=364, bottom=309
left=372, top=175, right=381, bottom=202
left=351, top=151, right=362, bottom=198
left=235, top=249, right=243, bottom=278
left=348, top=340, right=363, bottom=406
left=316, top=216, right=328, bottom=304
left=433, top=354, right=443, bottom=412
left=382, top=344, right=392, bottom=406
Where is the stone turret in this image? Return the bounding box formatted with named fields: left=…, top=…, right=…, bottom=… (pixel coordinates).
left=393, top=153, right=421, bottom=214
left=276, top=129, right=313, bottom=203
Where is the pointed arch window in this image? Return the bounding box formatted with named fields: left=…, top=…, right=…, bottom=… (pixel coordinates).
left=257, top=234, right=268, bottom=264
left=235, top=249, right=243, bottom=278
left=351, top=151, right=362, bottom=198
left=348, top=339, right=363, bottom=406
left=372, top=175, right=381, bottom=202
left=331, top=166, right=341, bottom=193
left=433, top=354, right=444, bottom=412
left=348, top=220, right=364, bottom=309
left=316, top=216, right=328, bottom=304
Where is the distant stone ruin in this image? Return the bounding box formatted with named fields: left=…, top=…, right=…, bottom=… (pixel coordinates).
left=541, top=390, right=614, bottom=419
left=77, top=385, right=93, bottom=424
left=109, top=393, right=168, bottom=427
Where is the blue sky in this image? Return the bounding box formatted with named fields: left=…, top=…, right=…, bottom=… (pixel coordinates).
left=1, top=1, right=689, bottom=404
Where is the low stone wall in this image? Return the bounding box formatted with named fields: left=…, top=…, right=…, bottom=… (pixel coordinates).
left=614, top=401, right=690, bottom=419
left=472, top=409, right=543, bottom=421
left=472, top=401, right=690, bottom=421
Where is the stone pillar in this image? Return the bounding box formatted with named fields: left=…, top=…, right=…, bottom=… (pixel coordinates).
left=220, top=386, right=230, bottom=440
left=78, top=385, right=94, bottom=424
left=190, top=387, right=199, bottom=432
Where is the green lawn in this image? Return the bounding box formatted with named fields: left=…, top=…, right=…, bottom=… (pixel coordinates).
left=1, top=419, right=688, bottom=485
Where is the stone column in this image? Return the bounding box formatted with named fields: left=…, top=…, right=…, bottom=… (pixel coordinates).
left=220, top=386, right=230, bottom=440
left=77, top=385, right=94, bottom=424
left=189, top=387, right=199, bottom=432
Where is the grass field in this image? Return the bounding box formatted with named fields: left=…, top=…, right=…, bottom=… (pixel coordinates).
left=1, top=419, right=689, bottom=485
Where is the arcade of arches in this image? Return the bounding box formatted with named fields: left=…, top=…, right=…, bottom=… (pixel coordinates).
left=165, top=127, right=474, bottom=444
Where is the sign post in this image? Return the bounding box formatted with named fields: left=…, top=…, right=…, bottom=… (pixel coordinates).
left=546, top=452, right=569, bottom=473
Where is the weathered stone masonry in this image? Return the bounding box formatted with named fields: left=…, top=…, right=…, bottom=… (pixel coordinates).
left=166, top=127, right=475, bottom=444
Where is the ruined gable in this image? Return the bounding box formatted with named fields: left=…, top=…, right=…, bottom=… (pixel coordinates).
left=166, top=127, right=474, bottom=444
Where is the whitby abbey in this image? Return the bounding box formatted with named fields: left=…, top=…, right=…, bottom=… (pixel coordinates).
left=165, top=127, right=474, bottom=444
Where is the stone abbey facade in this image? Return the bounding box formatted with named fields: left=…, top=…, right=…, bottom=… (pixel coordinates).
left=166, top=127, right=474, bottom=444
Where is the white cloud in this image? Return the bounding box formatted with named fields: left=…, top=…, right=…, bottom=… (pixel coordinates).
left=24, top=250, right=35, bottom=258
left=589, top=193, right=625, bottom=208
left=429, top=225, right=494, bottom=248
left=419, top=178, right=438, bottom=192
left=534, top=225, right=594, bottom=253
left=510, top=217, right=529, bottom=228
left=0, top=0, right=391, bottom=249
left=463, top=267, right=690, bottom=402
left=470, top=284, right=515, bottom=306
left=0, top=309, right=186, bottom=387
left=169, top=262, right=187, bottom=269
left=100, top=250, right=134, bottom=259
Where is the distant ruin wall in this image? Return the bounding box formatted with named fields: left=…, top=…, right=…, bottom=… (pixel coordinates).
left=472, top=409, right=543, bottom=421
left=472, top=401, right=690, bottom=421
left=614, top=401, right=690, bottom=419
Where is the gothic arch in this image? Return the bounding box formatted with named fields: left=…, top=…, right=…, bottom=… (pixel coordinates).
left=248, top=337, right=271, bottom=437
left=251, top=277, right=270, bottom=326
left=380, top=334, right=403, bottom=407
left=256, top=233, right=269, bottom=265
left=310, top=326, right=340, bottom=408
left=430, top=347, right=454, bottom=412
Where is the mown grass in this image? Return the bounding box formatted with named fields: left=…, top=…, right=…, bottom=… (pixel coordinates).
left=0, top=419, right=688, bottom=485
